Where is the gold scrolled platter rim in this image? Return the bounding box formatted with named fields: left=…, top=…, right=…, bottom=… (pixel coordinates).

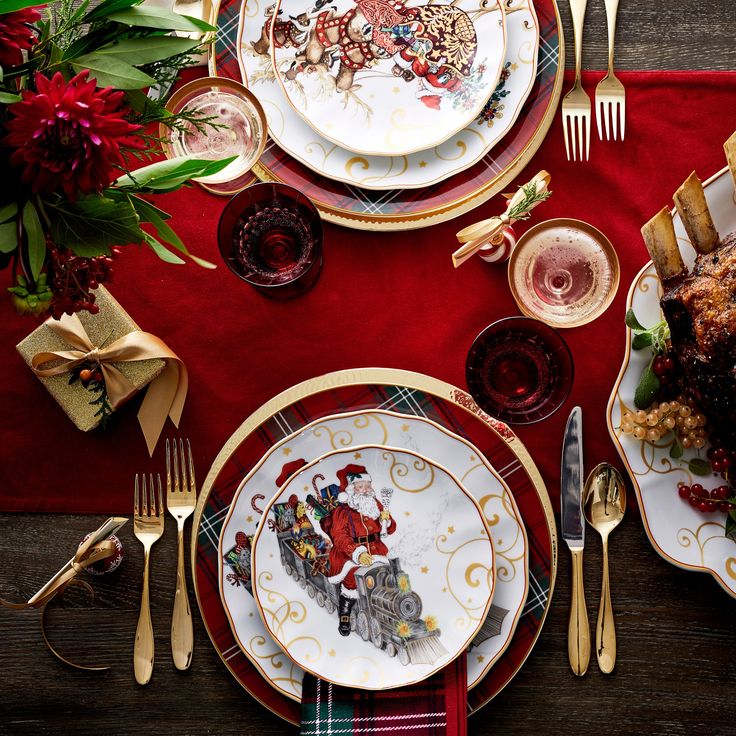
left=217, top=407, right=529, bottom=698
left=249, top=442, right=496, bottom=692
left=209, top=0, right=565, bottom=230
left=605, top=164, right=736, bottom=599
left=191, top=367, right=557, bottom=720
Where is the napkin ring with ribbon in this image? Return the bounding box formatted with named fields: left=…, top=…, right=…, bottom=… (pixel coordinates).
left=0, top=518, right=127, bottom=671
left=30, top=312, right=188, bottom=456
left=452, top=170, right=552, bottom=268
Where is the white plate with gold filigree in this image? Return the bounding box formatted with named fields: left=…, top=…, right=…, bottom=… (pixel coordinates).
left=607, top=165, right=736, bottom=598
left=238, top=0, right=536, bottom=189
left=218, top=409, right=527, bottom=699
left=250, top=444, right=494, bottom=690
left=268, top=0, right=507, bottom=157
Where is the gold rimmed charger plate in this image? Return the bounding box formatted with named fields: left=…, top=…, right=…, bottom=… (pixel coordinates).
left=191, top=367, right=557, bottom=723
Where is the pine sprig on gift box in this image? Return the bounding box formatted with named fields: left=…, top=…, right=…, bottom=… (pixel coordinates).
left=68, top=363, right=114, bottom=427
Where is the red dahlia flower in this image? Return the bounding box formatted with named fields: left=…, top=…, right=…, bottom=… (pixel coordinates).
left=0, top=7, right=41, bottom=68
left=4, top=71, right=143, bottom=199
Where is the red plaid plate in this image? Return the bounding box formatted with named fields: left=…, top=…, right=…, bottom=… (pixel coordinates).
left=191, top=369, right=557, bottom=724
left=208, top=0, right=564, bottom=229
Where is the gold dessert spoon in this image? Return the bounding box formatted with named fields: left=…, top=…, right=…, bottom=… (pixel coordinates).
left=583, top=463, right=626, bottom=673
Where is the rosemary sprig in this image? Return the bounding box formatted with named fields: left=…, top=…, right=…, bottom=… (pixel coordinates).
left=506, top=181, right=553, bottom=220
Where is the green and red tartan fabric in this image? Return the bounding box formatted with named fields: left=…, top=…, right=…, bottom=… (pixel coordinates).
left=195, top=382, right=553, bottom=726
left=300, top=655, right=468, bottom=736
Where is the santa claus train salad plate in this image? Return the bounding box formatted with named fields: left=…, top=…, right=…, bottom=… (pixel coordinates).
left=269, top=0, right=507, bottom=157
left=607, top=166, right=736, bottom=599
left=218, top=408, right=528, bottom=700
left=193, top=368, right=556, bottom=724
left=250, top=444, right=495, bottom=690
left=237, top=0, right=538, bottom=189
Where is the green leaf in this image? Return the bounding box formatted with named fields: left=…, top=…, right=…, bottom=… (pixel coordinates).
left=669, top=439, right=683, bottom=459
left=105, top=6, right=215, bottom=32
left=0, top=0, right=43, bottom=14
left=632, top=332, right=653, bottom=350
left=0, top=202, right=18, bottom=223
left=114, top=155, right=237, bottom=191
left=634, top=363, right=660, bottom=410
left=143, top=232, right=186, bottom=265
left=688, top=458, right=712, bottom=477
left=0, top=221, right=18, bottom=253
left=22, top=202, right=46, bottom=280
left=0, top=92, right=21, bottom=104
left=725, top=512, right=736, bottom=543
left=47, top=195, right=144, bottom=251
left=132, top=194, right=215, bottom=268
left=93, top=36, right=201, bottom=65
left=83, top=0, right=144, bottom=22
left=70, top=53, right=156, bottom=90
left=625, top=308, right=646, bottom=332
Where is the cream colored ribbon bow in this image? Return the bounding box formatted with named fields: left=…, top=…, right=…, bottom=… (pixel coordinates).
left=452, top=170, right=552, bottom=268
left=31, top=313, right=188, bottom=456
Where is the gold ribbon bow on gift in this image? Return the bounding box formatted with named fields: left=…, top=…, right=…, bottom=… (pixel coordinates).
left=31, top=313, right=188, bottom=456
left=452, top=170, right=552, bottom=268
left=0, top=518, right=127, bottom=671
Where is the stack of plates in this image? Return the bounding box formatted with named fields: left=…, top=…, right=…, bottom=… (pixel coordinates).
left=193, top=369, right=557, bottom=722
left=209, top=0, right=564, bottom=230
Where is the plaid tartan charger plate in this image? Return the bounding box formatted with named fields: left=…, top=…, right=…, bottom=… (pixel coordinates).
left=208, top=0, right=564, bottom=229
left=191, top=369, right=557, bottom=725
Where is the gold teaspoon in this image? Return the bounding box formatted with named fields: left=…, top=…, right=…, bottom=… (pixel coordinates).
left=583, top=463, right=626, bottom=673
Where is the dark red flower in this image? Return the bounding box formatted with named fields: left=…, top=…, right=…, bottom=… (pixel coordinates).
left=4, top=71, right=143, bottom=199
left=0, top=7, right=42, bottom=68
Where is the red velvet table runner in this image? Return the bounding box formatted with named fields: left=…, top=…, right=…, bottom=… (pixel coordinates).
left=2, top=71, right=735, bottom=514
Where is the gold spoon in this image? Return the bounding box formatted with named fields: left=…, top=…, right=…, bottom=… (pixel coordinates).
left=583, top=463, right=626, bottom=673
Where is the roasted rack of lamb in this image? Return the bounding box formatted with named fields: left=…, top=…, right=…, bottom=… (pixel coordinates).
left=641, top=132, right=736, bottom=449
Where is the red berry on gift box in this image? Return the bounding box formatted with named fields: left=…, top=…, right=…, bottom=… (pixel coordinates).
left=78, top=533, right=123, bottom=576
left=92, top=371, right=102, bottom=382
left=79, top=368, right=93, bottom=382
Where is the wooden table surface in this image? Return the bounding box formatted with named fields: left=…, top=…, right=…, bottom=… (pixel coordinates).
left=2, top=3, right=736, bottom=735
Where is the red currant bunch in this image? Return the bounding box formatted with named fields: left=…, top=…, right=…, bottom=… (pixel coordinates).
left=677, top=482, right=734, bottom=513
left=48, top=245, right=118, bottom=319
left=707, top=446, right=734, bottom=478
left=652, top=351, right=682, bottom=396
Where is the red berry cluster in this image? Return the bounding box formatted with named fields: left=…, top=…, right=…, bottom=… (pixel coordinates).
left=678, top=482, right=734, bottom=513
left=48, top=245, right=117, bottom=319
left=652, top=352, right=681, bottom=394
left=707, top=446, right=734, bottom=477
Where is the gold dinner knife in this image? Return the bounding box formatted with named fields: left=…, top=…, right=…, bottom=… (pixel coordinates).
left=561, top=406, right=590, bottom=676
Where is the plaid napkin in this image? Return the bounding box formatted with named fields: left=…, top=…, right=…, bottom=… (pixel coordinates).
left=300, top=654, right=468, bottom=735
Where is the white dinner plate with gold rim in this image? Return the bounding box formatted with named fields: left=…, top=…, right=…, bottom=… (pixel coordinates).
left=237, top=0, right=537, bottom=189
left=607, top=165, right=736, bottom=598
left=218, top=408, right=529, bottom=701
left=269, top=0, right=507, bottom=157
left=251, top=444, right=495, bottom=690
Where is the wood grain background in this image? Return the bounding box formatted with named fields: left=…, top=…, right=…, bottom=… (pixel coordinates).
left=2, top=1, right=736, bottom=734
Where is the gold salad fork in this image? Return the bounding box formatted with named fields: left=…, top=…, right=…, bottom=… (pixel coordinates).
left=595, top=0, right=625, bottom=140
left=134, top=473, right=164, bottom=686
left=562, top=0, right=591, bottom=161
left=167, top=438, right=197, bottom=671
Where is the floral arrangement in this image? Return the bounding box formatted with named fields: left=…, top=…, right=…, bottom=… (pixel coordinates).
left=0, top=0, right=234, bottom=318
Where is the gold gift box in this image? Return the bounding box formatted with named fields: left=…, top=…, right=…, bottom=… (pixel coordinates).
left=16, top=287, right=165, bottom=432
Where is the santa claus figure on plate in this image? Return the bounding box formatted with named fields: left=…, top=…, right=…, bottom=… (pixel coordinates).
left=321, top=464, right=397, bottom=636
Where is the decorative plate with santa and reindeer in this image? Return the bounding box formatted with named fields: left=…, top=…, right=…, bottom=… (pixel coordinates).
left=218, top=408, right=527, bottom=699
left=238, top=0, right=537, bottom=189
left=250, top=444, right=495, bottom=690
left=268, top=0, right=507, bottom=156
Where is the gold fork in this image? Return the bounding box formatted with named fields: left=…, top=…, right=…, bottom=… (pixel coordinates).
left=595, top=0, right=625, bottom=141
left=562, top=0, right=591, bottom=161
left=167, top=438, right=196, bottom=670
left=134, top=473, right=164, bottom=686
